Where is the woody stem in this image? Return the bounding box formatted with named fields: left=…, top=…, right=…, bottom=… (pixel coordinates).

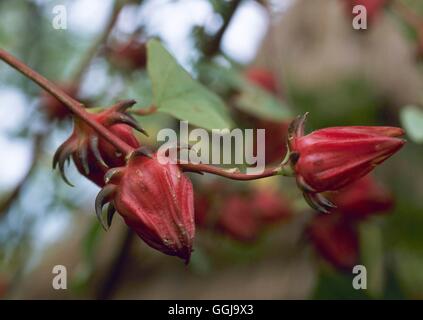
left=180, top=163, right=293, bottom=181
left=0, top=49, right=134, bottom=156
left=70, top=0, right=125, bottom=85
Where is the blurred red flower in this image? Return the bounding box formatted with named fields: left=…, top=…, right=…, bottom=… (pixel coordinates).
left=195, top=186, right=291, bottom=242
left=330, top=175, right=393, bottom=220
left=308, top=175, right=393, bottom=271
left=107, top=39, right=147, bottom=71
left=40, top=84, right=77, bottom=121
left=308, top=213, right=359, bottom=272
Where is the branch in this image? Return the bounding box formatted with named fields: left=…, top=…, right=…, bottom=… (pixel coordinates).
left=70, top=0, right=125, bottom=85
left=202, top=0, right=243, bottom=57
left=180, top=163, right=292, bottom=180
left=0, top=49, right=134, bottom=156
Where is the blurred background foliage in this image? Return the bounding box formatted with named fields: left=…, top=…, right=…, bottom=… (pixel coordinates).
left=0, top=0, right=423, bottom=299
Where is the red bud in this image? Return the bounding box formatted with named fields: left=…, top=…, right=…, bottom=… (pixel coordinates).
left=53, top=101, right=143, bottom=187
left=289, top=115, right=405, bottom=193
left=97, top=153, right=195, bottom=262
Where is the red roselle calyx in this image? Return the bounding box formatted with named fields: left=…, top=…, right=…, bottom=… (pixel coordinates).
left=287, top=114, right=405, bottom=212
left=53, top=100, right=145, bottom=187
left=96, top=151, right=195, bottom=262
left=330, top=175, right=393, bottom=220
left=308, top=213, right=359, bottom=272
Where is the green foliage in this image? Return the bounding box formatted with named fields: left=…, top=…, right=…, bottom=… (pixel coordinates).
left=288, top=77, right=379, bottom=128
left=125, top=72, right=154, bottom=109
left=313, top=268, right=369, bottom=300
left=199, top=62, right=293, bottom=121
left=393, top=249, right=423, bottom=299
left=235, top=83, right=292, bottom=121
left=386, top=202, right=423, bottom=252
left=147, top=39, right=233, bottom=130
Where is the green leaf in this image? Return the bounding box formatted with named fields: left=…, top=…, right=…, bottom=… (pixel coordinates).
left=197, top=62, right=243, bottom=96
left=125, top=72, right=154, bottom=109
left=235, top=82, right=292, bottom=121
left=147, top=39, right=233, bottom=130
left=400, top=105, right=423, bottom=144
left=393, top=249, right=423, bottom=298
left=199, top=62, right=292, bottom=121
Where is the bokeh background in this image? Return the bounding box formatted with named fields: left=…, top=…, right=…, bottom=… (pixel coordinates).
left=1, top=0, right=423, bottom=299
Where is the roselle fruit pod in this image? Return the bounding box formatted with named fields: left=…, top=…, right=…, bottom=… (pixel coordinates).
left=287, top=113, right=405, bottom=212
left=329, top=175, right=393, bottom=221
left=53, top=100, right=145, bottom=187
left=95, top=151, right=195, bottom=263
left=307, top=213, right=359, bottom=272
